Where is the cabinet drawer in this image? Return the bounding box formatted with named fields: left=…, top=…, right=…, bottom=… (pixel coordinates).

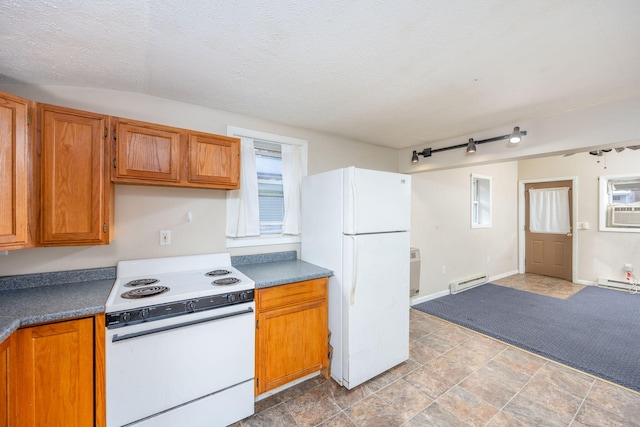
left=257, top=278, right=327, bottom=311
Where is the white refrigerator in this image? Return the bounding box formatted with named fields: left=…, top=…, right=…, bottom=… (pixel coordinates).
left=301, top=166, right=411, bottom=389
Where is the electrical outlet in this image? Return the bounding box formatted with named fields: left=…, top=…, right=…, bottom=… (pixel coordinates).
left=160, top=230, right=171, bottom=246
left=441, top=265, right=446, bottom=274
left=624, top=263, right=633, bottom=272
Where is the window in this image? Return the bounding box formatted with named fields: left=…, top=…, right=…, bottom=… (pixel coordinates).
left=255, top=141, right=284, bottom=234
left=599, top=174, right=640, bottom=232
left=226, top=126, right=307, bottom=247
left=471, top=174, right=492, bottom=228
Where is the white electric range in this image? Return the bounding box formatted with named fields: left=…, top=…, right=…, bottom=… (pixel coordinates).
left=105, top=253, right=255, bottom=427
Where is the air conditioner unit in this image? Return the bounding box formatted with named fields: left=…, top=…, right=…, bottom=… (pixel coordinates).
left=611, top=206, right=640, bottom=227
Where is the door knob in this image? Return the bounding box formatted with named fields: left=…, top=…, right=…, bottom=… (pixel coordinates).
left=566, top=232, right=573, bottom=237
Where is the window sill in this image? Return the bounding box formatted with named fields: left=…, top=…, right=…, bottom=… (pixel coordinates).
left=226, top=234, right=301, bottom=248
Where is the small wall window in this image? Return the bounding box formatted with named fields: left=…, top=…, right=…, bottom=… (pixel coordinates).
left=471, top=174, right=492, bottom=228
left=599, top=174, right=640, bottom=233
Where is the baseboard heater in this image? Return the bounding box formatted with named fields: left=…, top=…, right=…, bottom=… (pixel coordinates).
left=597, top=277, right=637, bottom=291
left=450, top=274, right=489, bottom=294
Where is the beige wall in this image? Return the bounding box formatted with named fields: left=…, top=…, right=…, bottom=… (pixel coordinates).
left=411, top=161, right=519, bottom=297
left=518, top=149, right=640, bottom=284
left=0, top=85, right=397, bottom=276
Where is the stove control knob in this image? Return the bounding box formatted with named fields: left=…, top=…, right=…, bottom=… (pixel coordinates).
left=186, top=301, right=196, bottom=312
left=239, top=292, right=248, bottom=301
left=121, top=312, right=131, bottom=323
left=227, top=293, right=236, bottom=303
left=140, top=308, right=150, bottom=319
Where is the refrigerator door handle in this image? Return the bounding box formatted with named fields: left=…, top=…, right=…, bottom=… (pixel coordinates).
left=350, top=236, right=358, bottom=305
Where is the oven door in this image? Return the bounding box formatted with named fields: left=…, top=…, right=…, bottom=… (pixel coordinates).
left=106, top=302, right=255, bottom=427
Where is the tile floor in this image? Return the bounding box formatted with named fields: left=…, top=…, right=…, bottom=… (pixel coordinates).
left=235, top=274, right=640, bottom=427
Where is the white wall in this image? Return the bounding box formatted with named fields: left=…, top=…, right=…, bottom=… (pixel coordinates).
left=518, top=149, right=640, bottom=284
left=411, top=161, right=519, bottom=298
left=0, top=85, right=397, bottom=276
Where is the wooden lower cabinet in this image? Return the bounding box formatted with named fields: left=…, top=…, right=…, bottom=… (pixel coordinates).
left=1, top=335, right=12, bottom=427
left=7, top=316, right=105, bottom=427
left=255, top=278, right=329, bottom=395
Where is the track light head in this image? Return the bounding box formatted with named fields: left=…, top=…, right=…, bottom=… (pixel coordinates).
left=411, top=150, right=419, bottom=163
left=466, top=138, right=476, bottom=153
left=509, top=126, right=522, bottom=144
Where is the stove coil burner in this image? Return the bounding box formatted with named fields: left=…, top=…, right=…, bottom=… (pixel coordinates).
left=125, top=278, right=159, bottom=287
left=212, top=277, right=240, bottom=286
left=205, top=269, right=232, bottom=277
left=121, top=286, right=170, bottom=299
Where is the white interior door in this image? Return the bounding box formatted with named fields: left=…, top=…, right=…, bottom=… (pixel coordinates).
left=342, top=231, right=410, bottom=389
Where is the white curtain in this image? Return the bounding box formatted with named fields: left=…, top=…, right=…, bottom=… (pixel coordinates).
left=281, top=144, right=305, bottom=235
left=529, top=187, right=570, bottom=234
left=226, top=138, right=260, bottom=237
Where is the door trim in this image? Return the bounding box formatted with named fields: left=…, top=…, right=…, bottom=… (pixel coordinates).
left=518, top=176, right=578, bottom=281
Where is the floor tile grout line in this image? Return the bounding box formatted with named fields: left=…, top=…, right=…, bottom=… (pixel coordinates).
left=568, top=379, right=596, bottom=427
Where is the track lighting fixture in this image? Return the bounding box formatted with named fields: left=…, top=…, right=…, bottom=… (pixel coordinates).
left=509, top=126, right=523, bottom=144
left=411, top=126, right=527, bottom=163
left=466, top=138, right=476, bottom=153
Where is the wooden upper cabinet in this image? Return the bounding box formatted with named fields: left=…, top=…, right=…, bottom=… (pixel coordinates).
left=114, top=119, right=181, bottom=183
left=188, top=132, right=240, bottom=188
left=38, top=104, right=113, bottom=246
left=0, top=91, right=31, bottom=250
left=112, top=118, right=240, bottom=189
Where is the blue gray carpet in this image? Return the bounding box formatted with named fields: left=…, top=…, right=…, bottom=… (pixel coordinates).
left=413, top=283, right=640, bottom=392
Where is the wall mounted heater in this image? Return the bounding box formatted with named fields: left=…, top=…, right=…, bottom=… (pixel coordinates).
left=597, top=277, right=637, bottom=291
left=450, top=274, right=488, bottom=294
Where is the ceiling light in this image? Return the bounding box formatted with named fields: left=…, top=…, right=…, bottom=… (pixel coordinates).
left=411, top=148, right=432, bottom=163
left=466, top=138, right=476, bottom=153
left=509, top=126, right=523, bottom=144
left=410, top=126, right=527, bottom=163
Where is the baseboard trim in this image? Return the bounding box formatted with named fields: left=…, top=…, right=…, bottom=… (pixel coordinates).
left=489, top=270, right=519, bottom=282
left=411, top=289, right=450, bottom=305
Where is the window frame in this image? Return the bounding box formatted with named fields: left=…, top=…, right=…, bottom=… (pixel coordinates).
left=471, top=174, right=492, bottom=228
left=226, top=126, right=308, bottom=248
left=598, top=173, right=640, bottom=233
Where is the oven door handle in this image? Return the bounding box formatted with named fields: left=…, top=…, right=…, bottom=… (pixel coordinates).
left=111, top=307, right=254, bottom=343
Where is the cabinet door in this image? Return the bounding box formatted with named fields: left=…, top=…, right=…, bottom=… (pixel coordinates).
left=255, top=278, right=328, bottom=395
left=0, top=335, right=12, bottom=427
left=39, top=105, right=113, bottom=245
left=114, top=119, right=181, bottom=183
left=14, top=318, right=94, bottom=427
left=188, top=132, right=240, bottom=189
left=0, top=91, right=30, bottom=250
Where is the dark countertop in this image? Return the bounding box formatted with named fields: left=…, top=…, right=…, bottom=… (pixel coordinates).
left=0, top=251, right=331, bottom=344
left=0, top=267, right=115, bottom=343
left=236, top=259, right=333, bottom=288
left=232, top=251, right=332, bottom=288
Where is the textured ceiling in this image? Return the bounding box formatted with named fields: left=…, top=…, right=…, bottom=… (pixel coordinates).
left=1, top=0, right=639, bottom=149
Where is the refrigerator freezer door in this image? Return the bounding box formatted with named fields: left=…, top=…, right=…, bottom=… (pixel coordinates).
left=343, top=167, right=411, bottom=235
left=341, top=231, right=410, bottom=389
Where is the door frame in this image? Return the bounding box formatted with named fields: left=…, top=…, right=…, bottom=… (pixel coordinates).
left=518, top=176, right=578, bottom=281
